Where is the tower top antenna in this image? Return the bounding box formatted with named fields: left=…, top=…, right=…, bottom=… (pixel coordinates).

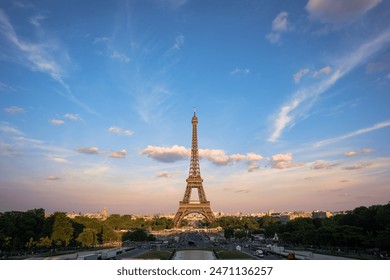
left=193, top=107, right=196, bottom=115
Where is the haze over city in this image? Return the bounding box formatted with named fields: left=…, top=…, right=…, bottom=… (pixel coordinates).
left=1, top=0, right=389, bottom=215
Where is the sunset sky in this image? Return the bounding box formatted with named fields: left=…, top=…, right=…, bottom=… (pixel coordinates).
left=1, top=0, right=390, bottom=215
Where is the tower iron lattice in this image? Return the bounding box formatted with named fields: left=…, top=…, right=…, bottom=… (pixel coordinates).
left=173, top=111, right=215, bottom=228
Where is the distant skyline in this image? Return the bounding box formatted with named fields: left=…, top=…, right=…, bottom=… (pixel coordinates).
left=1, top=0, right=390, bottom=214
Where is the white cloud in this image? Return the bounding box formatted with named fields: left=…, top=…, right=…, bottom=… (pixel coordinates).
left=294, top=68, right=310, bottom=83
left=266, top=33, right=281, bottom=44
left=230, top=68, right=251, bottom=76
left=306, top=0, right=382, bottom=25
left=246, top=152, right=263, bottom=161
left=140, top=145, right=263, bottom=170
left=140, top=145, right=189, bottom=163
left=268, top=30, right=390, bottom=142
left=29, top=15, right=45, bottom=27
left=345, top=148, right=374, bottom=157
left=64, top=113, right=81, bottom=121
left=111, top=50, right=131, bottom=63
left=199, top=149, right=231, bottom=165
left=48, top=155, right=69, bottom=163
left=93, top=37, right=110, bottom=44
left=272, top=12, right=289, bottom=31
left=344, top=151, right=359, bottom=157
left=109, top=149, right=127, bottom=159
left=156, top=171, right=170, bottom=178
left=173, top=34, right=185, bottom=50
left=342, top=162, right=373, bottom=170
left=50, top=119, right=65, bottom=125
left=76, top=147, right=99, bottom=154
left=271, top=153, right=293, bottom=169
left=313, top=66, right=332, bottom=78
left=293, top=66, right=332, bottom=84
left=247, top=161, right=260, bottom=172
left=4, top=106, right=24, bottom=114
left=266, top=12, right=289, bottom=44
left=108, top=126, right=134, bottom=136
left=199, top=149, right=262, bottom=167
left=268, top=95, right=305, bottom=142
left=314, top=120, right=390, bottom=147
left=312, top=161, right=336, bottom=169
left=46, top=175, right=60, bottom=180
left=156, top=171, right=181, bottom=178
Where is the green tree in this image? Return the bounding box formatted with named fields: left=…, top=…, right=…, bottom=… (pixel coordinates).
left=0, top=208, right=46, bottom=251
left=50, top=212, right=74, bottom=246
left=151, top=217, right=173, bottom=230
left=122, top=229, right=155, bottom=242
left=224, top=228, right=234, bottom=239
left=76, top=228, right=98, bottom=247
left=101, top=224, right=120, bottom=243
left=36, top=236, right=52, bottom=248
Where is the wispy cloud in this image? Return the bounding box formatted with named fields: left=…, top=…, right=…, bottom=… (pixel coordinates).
left=109, top=149, right=127, bottom=159
left=230, top=68, right=251, bottom=76
left=135, top=85, right=173, bottom=123
left=93, top=37, right=110, bottom=44
left=50, top=119, right=64, bottom=125
left=4, top=106, right=24, bottom=114
left=342, top=162, right=373, bottom=170
left=108, top=126, right=133, bottom=136
left=172, top=34, right=185, bottom=50
left=165, top=34, right=185, bottom=56
left=111, top=50, right=131, bottom=63
left=47, top=155, right=69, bottom=163
left=0, top=9, right=98, bottom=116
left=293, top=66, right=332, bottom=83
left=64, top=113, right=81, bottom=121
left=165, top=0, right=188, bottom=10
left=13, top=2, right=34, bottom=9
left=314, top=120, right=390, bottom=147
left=0, top=122, right=73, bottom=160
left=156, top=171, right=181, bottom=178
left=266, top=11, right=289, bottom=44
left=83, top=164, right=109, bottom=175
left=0, top=122, right=24, bottom=136
left=76, top=147, right=99, bottom=155
left=313, top=66, right=332, bottom=78
left=29, top=14, right=45, bottom=27
left=343, top=149, right=374, bottom=157
left=306, top=0, right=382, bottom=26
left=46, top=175, right=60, bottom=180
left=312, top=161, right=337, bottom=169
left=0, top=81, right=16, bottom=92
left=294, top=68, right=310, bottom=83
left=344, top=151, right=359, bottom=157
left=268, top=29, right=390, bottom=142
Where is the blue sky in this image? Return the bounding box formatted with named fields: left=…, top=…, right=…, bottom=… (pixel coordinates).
left=1, top=0, right=389, bottom=214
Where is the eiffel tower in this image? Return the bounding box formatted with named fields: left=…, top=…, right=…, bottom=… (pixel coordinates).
left=173, top=111, right=215, bottom=228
